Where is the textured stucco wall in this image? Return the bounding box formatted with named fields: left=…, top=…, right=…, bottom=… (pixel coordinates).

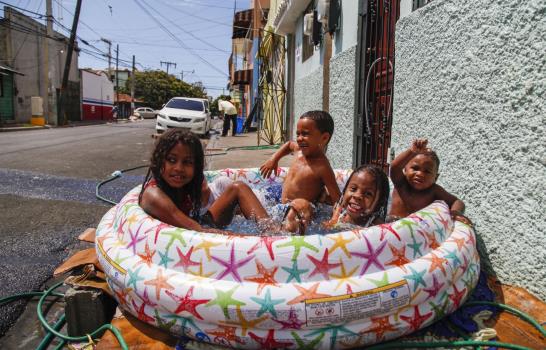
left=392, top=0, right=546, bottom=300
left=328, top=46, right=356, bottom=169
left=293, top=66, right=323, bottom=136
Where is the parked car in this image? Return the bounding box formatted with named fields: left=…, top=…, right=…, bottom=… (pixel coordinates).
left=156, top=97, right=212, bottom=136
left=134, top=107, right=157, bottom=119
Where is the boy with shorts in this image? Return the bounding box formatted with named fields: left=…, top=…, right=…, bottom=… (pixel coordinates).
left=388, top=138, right=470, bottom=224
left=260, top=110, right=341, bottom=234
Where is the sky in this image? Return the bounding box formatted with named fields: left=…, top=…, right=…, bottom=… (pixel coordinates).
left=1, top=0, right=251, bottom=98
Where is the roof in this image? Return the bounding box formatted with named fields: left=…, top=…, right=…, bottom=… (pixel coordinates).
left=0, top=64, right=24, bottom=76
left=114, top=93, right=143, bottom=103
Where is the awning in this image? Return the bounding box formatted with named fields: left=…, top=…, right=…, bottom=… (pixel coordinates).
left=0, top=64, right=24, bottom=76
left=232, top=69, right=252, bottom=85
left=234, top=9, right=252, bottom=25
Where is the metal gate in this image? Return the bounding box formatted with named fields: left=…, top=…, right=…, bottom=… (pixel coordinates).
left=257, top=30, right=286, bottom=145
left=353, top=0, right=400, bottom=169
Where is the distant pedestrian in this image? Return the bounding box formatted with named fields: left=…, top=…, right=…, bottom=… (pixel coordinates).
left=111, top=105, right=119, bottom=122
left=218, top=96, right=238, bottom=137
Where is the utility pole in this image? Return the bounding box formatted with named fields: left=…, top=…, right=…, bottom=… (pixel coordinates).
left=179, top=69, right=194, bottom=81
left=101, top=38, right=112, bottom=79
left=115, top=44, right=119, bottom=115
left=160, top=61, right=177, bottom=75
left=42, top=0, right=53, bottom=124
left=131, top=55, right=135, bottom=115
left=58, top=0, right=82, bottom=126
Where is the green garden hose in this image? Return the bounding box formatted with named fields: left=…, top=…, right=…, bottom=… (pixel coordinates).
left=0, top=284, right=128, bottom=350
left=367, top=340, right=534, bottom=350
left=226, top=144, right=281, bottom=151
left=462, top=301, right=546, bottom=337
left=2, top=286, right=544, bottom=350
left=36, top=314, right=66, bottom=350
left=95, top=164, right=149, bottom=205
left=368, top=300, right=545, bottom=350
left=36, top=281, right=128, bottom=350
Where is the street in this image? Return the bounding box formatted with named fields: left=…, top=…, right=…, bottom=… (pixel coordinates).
left=0, top=120, right=157, bottom=336
left=0, top=118, right=285, bottom=341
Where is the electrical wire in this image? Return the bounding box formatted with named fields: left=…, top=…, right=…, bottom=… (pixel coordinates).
left=0, top=0, right=45, bottom=17
left=132, top=0, right=228, bottom=78
left=139, top=0, right=229, bottom=53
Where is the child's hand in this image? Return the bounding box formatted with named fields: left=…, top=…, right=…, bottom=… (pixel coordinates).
left=411, top=139, right=430, bottom=153
left=321, top=220, right=336, bottom=230
left=260, top=159, right=279, bottom=178
left=450, top=210, right=473, bottom=227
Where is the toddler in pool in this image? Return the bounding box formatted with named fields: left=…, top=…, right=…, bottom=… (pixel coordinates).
left=388, top=138, right=470, bottom=224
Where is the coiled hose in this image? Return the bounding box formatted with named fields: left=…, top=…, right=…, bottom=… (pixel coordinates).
left=0, top=282, right=128, bottom=350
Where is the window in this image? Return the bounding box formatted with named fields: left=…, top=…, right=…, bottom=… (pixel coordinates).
left=301, top=2, right=315, bottom=62
left=165, top=99, right=204, bottom=111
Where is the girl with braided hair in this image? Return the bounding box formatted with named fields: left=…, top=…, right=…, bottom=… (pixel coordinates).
left=323, top=165, right=390, bottom=229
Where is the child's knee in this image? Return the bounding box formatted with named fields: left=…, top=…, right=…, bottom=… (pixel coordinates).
left=231, top=181, right=251, bottom=193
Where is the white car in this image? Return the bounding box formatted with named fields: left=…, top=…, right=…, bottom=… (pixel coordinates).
left=134, top=107, right=157, bottom=119
left=156, top=97, right=211, bottom=136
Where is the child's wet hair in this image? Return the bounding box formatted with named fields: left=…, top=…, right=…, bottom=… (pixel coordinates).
left=300, top=110, right=334, bottom=142
left=140, top=129, right=204, bottom=219
left=423, top=150, right=440, bottom=171
left=341, top=164, right=390, bottom=222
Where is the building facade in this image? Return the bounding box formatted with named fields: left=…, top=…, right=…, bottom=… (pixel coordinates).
left=392, top=0, right=545, bottom=301
left=0, top=6, right=80, bottom=125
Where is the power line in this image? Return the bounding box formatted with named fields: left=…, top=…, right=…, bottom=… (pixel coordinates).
left=109, top=40, right=230, bottom=53
left=0, top=0, right=45, bottom=17
left=140, top=0, right=229, bottom=53
left=53, top=0, right=102, bottom=38
left=132, top=0, right=228, bottom=77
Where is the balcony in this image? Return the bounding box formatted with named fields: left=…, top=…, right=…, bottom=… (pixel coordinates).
left=232, top=9, right=252, bottom=39
left=273, top=0, right=312, bottom=34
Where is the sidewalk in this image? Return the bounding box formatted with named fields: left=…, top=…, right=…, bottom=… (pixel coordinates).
left=0, top=118, right=135, bottom=132
left=204, top=130, right=292, bottom=170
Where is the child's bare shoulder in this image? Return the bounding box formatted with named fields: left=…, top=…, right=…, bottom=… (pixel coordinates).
left=141, top=186, right=169, bottom=210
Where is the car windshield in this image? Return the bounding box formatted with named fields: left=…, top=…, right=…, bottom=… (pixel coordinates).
left=165, top=99, right=204, bottom=111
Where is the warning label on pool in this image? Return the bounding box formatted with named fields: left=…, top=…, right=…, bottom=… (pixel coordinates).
left=304, top=280, right=410, bottom=326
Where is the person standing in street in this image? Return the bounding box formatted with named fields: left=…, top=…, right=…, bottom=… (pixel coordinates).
left=218, top=96, right=238, bottom=137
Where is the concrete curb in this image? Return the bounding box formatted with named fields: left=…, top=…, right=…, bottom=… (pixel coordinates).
left=0, top=125, right=50, bottom=132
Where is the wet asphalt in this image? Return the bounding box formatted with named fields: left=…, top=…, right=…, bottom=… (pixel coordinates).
left=0, top=120, right=156, bottom=337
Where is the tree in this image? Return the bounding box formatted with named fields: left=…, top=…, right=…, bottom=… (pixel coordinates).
left=120, top=70, right=207, bottom=109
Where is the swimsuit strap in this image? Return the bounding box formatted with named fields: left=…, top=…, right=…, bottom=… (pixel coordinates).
left=282, top=202, right=306, bottom=235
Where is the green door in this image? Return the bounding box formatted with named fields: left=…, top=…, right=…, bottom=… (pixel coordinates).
left=0, top=74, right=15, bottom=121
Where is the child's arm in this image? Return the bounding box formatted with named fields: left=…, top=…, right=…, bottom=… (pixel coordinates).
left=390, top=139, right=429, bottom=186
left=322, top=202, right=343, bottom=229
left=320, top=162, right=342, bottom=205
left=433, top=185, right=471, bottom=225
left=140, top=187, right=203, bottom=231
left=260, top=141, right=298, bottom=178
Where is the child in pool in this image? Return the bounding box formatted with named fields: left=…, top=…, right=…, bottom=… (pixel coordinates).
left=139, top=129, right=274, bottom=233
left=388, top=138, right=470, bottom=224
left=322, top=165, right=390, bottom=229
left=260, top=110, right=341, bottom=233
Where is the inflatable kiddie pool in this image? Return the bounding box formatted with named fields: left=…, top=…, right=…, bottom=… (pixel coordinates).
left=96, top=168, right=479, bottom=349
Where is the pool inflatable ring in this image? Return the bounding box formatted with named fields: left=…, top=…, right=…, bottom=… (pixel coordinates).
left=96, top=168, right=479, bottom=349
